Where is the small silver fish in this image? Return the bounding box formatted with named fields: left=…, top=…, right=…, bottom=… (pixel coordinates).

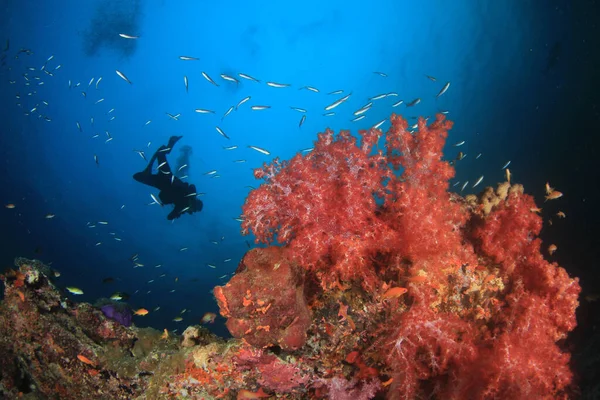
left=195, top=108, right=215, bottom=114
left=299, top=115, right=306, bottom=127
left=238, top=72, right=259, bottom=82
left=215, top=126, right=230, bottom=139
left=115, top=70, right=132, bottom=84
left=119, top=33, right=139, bottom=39
left=501, top=160, right=511, bottom=169
left=201, top=72, right=218, bottom=86
left=248, top=145, right=270, bottom=155
left=406, top=98, right=421, bottom=107
left=220, top=74, right=239, bottom=84
left=184, top=76, right=188, bottom=92
left=436, top=82, right=450, bottom=98
left=134, top=150, right=147, bottom=161
left=353, top=105, right=371, bottom=116
left=325, top=93, right=352, bottom=111
left=150, top=193, right=162, bottom=206
left=179, top=56, right=199, bottom=61
left=372, top=119, right=386, bottom=130
left=236, top=96, right=251, bottom=109
left=222, top=106, right=234, bottom=120
left=369, top=93, right=387, bottom=101
left=266, top=81, right=290, bottom=88
left=472, top=175, right=484, bottom=188
left=300, top=86, right=319, bottom=93
left=290, top=106, right=307, bottom=113
left=250, top=105, right=270, bottom=111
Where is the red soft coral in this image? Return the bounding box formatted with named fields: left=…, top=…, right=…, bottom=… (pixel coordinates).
left=472, top=189, right=543, bottom=273
left=242, top=126, right=397, bottom=289
left=242, top=114, right=465, bottom=289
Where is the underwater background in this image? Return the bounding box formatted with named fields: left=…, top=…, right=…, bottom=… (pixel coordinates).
left=1, top=0, right=599, bottom=393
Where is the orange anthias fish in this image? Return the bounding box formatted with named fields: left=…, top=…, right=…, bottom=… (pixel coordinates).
left=545, top=191, right=563, bottom=201
left=77, top=354, right=95, bottom=366
left=237, top=387, right=271, bottom=399
left=134, top=308, right=149, bottom=316
left=382, top=287, right=408, bottom=300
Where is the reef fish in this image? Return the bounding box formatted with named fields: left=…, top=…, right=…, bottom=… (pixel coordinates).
left=66, top=286, right=84, bottom=295
left=382, top=287, right=408, bottom=300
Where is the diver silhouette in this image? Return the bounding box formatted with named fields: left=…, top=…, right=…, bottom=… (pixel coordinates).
left=133, top=136, right=203, bottom=220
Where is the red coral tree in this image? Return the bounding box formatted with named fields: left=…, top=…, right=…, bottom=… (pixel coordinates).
left=242, top=114, right=470, bottom=290
left=242, top=124, right=398, bottom=290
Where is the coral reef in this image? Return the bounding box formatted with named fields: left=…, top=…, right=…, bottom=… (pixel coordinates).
left=0, top=114, right=581, bottom=399
left=235, top=113, right=580, bottom=399
left=214, top=246, right=312, bottom=351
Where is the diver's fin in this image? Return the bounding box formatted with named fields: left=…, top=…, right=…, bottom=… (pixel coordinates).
left=166, top=136, right=183, bottom=152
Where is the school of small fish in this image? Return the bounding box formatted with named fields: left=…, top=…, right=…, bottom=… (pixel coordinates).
left=2, top=39, right=565, bottom=327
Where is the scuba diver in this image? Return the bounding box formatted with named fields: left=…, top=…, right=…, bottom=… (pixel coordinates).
left=133, top=135, right=203, bottom=220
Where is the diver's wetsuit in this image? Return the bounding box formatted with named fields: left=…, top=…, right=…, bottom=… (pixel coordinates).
left=133, top=136, right=203, bottom=220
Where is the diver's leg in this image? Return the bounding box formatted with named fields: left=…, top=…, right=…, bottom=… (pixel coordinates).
left=133, top=169, right=161, bottom=188
left=133, top=136, right=182, bottom=188
left=163, top=135, right=183, bottom=154
left=155, top=152, right=173, bottom=175
left=155, top=136, right=182, bottom=176
left=133, top=149, right=161, bottom=187
left=140, top=135, right=181, bottom=173
left=142, top=150, right=159, bottom=173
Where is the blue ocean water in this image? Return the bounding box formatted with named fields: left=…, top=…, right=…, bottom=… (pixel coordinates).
left=0, top=0, right=597, bottom=351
